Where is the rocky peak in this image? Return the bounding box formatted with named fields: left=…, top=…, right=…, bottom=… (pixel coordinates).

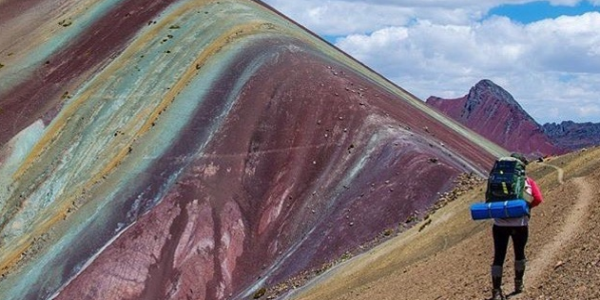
left=468, top=80, right=516, bottom=105
left=463, top=79, right=531, bottom=122
left=426, top=80, right=563, bottom=156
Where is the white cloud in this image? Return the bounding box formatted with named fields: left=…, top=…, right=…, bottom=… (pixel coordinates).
left=577, top=104, right=600, bottom=117
left=334, top=12, right=600, bottom=123
left=526, top=13, right=600, bottom=73
left=262, top=1, right=415, bottom=35
left=263, top=0, right=579, bottom=35
left=262, top=1, right=600, bottom=123
left=547, top=0, right=581, bottom=5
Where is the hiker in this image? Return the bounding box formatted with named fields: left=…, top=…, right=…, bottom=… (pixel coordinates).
left=489, top=153, right=543, bottom=300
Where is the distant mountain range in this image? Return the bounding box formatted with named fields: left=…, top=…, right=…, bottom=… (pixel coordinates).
left=426, top=79, right=600, bottom=157
left=543, top=121, right=600, bottom=152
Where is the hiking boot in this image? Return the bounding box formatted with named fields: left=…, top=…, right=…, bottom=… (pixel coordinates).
left=514, top=278, right=524, bottom=293
left=491, top=288, right=505, bottom=300
left=491, top=265, right=504, bottom=300
left=514, top=259, right=526, bottom=294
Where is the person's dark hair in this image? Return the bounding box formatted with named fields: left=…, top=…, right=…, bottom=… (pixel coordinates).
left=510, top=152, right=529, bottom=166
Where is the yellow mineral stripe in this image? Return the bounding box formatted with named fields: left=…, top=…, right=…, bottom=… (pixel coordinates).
left=1, top=22, right=279, bottom=277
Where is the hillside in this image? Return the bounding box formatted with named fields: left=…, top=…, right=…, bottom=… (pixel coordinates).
left=426, top=80, right=563, bottom=156
left=0, top=1, right=505, bottom=299
left=287, top=146, right=600, bottom=300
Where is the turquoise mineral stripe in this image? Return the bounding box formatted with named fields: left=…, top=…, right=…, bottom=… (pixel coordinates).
left=0, top=32, right=291, bottom=299
left=0, top=121, right=46, bottom=214
left=0, top=0, right=128, bottom=95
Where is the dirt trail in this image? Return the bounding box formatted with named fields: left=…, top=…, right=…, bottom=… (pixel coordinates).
left=540, top=162, right=565, bottom=184
left=517, top=176, right=594, bottom=298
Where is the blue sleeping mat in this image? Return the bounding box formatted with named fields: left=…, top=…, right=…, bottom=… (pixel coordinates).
left=470, top=199, right=529, bottom=220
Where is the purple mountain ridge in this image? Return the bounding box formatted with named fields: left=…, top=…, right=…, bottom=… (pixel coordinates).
left=426, top=79, right=599, bottom=157
left=543, top=121, right=600, bottom=151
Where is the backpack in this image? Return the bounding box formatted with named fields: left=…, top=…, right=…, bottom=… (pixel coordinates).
left=485, top=157, right=526, bottom=202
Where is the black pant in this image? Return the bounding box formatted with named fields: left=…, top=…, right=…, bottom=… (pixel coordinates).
left=492, top=225, right=528, bottom=266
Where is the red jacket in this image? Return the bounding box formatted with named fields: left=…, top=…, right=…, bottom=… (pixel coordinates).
left=526, top=177, right=543, bottom=208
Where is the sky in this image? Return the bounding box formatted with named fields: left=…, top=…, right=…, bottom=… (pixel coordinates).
left=261, top=0, right=600, bottom=124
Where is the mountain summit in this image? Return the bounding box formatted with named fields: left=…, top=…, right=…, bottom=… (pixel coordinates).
left=426, top=80, right=563, bottom=156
